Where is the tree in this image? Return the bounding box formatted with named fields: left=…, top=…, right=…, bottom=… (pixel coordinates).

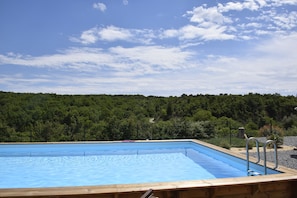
left=193, top=109, right=213, bottom=121
left=0, top=91, right=296, bottom=142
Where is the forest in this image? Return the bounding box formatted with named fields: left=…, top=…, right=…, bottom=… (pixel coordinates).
left=0, top=91, right=297, bottom=143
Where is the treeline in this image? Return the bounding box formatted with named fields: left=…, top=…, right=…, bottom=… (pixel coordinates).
left=0, top=92, right=296, bottom=142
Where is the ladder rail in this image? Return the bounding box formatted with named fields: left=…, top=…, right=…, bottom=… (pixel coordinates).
left=246, top=137, right=260, bottom=174
left=246, top=137, right=279, bottom=176
left=263, top=140, right=278, bottom=175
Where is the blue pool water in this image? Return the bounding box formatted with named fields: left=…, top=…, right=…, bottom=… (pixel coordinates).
left=0, top=141, right=280, bottom=188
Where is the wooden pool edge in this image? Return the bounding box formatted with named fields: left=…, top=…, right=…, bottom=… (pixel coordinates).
left=1, top=173, right=296, bottom=197
left=1, top=139, right=297, bottom=198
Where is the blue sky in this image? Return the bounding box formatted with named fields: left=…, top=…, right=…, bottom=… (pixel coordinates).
left=0, top=0, right=297, bottom=96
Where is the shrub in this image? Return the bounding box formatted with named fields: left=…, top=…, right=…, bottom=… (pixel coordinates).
left=258, top=125, right=284, bottom=136
left=219, top=140, right=231, bottom=149
left=258, top=124, right=284, bottom=147
left=285, top=126, right=297, bottom=136
left=267, top=134, right=283, bottom=148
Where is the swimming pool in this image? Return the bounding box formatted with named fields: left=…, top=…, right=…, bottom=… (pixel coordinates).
left=0, top=140, right=280, bottom=189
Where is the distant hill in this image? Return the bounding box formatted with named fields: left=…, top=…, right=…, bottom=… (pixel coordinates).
left=0, top=92, right=296, bottom=142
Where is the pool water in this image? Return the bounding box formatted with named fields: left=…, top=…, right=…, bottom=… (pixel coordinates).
left=0, top=141, right=280, bottom=188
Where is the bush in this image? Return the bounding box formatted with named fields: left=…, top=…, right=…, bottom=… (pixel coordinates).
left=285, top=126, right=297, bottom=136
left=267, top=134, right=283, bottom=148
left=258, top=125, right=284, bottom=137
left=219, top=140, right=231, bottom=149
left=259, top=124, right=284, bottom=147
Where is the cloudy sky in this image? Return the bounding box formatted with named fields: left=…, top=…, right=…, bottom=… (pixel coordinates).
left=0, top=0, right=297, bottom=96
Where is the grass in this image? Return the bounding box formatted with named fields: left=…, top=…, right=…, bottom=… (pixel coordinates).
left=202, top=137, right=261, bottom=149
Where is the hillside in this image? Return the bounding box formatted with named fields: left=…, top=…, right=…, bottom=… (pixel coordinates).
left=0, top=92, right=296, bottom=142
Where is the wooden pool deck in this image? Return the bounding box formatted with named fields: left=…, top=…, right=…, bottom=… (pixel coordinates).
left=1, top=139, right=297, bottom=198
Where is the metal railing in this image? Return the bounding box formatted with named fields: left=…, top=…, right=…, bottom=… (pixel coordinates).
left=263, top=140, right=278, bottom=175
left=246, top=137, right=260, bottom=175
left=246, top=137, right=278, bottom=175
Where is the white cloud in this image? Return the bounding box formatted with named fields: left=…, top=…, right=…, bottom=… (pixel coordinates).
left=272, top=11, right=297, bottom=29
left=271, top=0, right=297, bottom=6
left=71, top=26, right=155, bottom=45
left=70, top=0, right=297, bottom=46
left=214, top=0, right=297, bottom=40
left=198, top=33, right=297, bottom=95
left=218, top=2, right=246, bottom=12
left=109, top=46, right=195, bottom=71
left=0, top=46, right=196, bottom=75
left=217, top=0, right=268, bottom=12
left=0, top=45, right=200, bottom=95
left=98, top=26, right=132, bottom=41
left=179, top=24, right=235, bottom=41
left=1, top=0, right=297, bottom=96
left=161, top=24, right=236, bottom=41
left=181, top=5, right=236, bottom=41
left=255, top=32, right=297, bottom=57
left=245, top=22, right=263, bottom=28
left=93, top=2, right=106, bottom=12
left=187, top=6, right=232, bottom=26
left=70, top=26, right=132, bottom=44
left=0, top=48, right=113, bottom=71
left=1, top=32, right=297, bottom=96
left=246, top=8, right=297, bottom=35
left=79, top=28, right=98, bottom=44
left=161, top=29, right=179, bottom=38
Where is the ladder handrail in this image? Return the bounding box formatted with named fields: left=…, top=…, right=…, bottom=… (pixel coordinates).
left=263, top=140, right=278, bottom=175
left=246, top=137, right=260, bottom=174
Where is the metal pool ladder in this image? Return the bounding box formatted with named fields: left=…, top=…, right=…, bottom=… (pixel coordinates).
left=246, top=137, right=278, bottom=176
left=246, top=137, right=260, bottom=176
left=263, top=140, right=278, bottom=175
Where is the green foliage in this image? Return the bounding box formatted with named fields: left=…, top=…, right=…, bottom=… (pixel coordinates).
left=0, top=92, right=296, bottom=142
left=219, top=140, right=231, bottom=149
left=285, top=126, right=297, bottom=136
left=193, top=109, right=214, bottom=121
left=204, top=137, right=247, bottom=148
left=258, top=125, right=284, bottom=137
left=258, top=124, right=284, bottom=147
left=268, top=134, right=283, bottom=147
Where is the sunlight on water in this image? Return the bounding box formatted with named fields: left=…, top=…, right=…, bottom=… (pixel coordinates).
left=0, top=153, right=215, bottom=188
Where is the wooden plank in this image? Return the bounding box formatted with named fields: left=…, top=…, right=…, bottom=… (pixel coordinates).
left=212, top=185, right=251, bottom=196
left=178, top=188, right=209, bottom=198
left=258, top=181, right=291, bottom=192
